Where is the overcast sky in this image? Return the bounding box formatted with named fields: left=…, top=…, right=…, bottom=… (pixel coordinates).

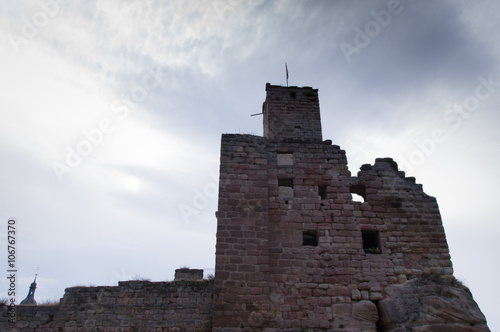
left=0, top=0, right=499, bottom=329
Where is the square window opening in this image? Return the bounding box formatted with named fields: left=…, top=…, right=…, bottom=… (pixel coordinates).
left=290, top=92, right=296, bottom=99
left=303, top=231, right=318, bottom=247
left=362, top=230, right=381, bottom=254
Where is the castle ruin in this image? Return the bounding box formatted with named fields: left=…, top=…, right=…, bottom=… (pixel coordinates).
left=1, top=84, right=489, bottom=331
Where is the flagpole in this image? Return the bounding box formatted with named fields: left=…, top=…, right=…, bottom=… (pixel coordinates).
left=285, top=63, right=289, bottom=87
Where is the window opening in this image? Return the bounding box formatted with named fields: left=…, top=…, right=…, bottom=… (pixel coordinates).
left=278, top=178, right=293, bottom=187
left=290, top=92, right=296, bottom=99
left=350, top=184, right=366, bottom=203
left=362, top=230, right=381, bottom=254
left=278, top=178, right=294, bottom=199
left=303, top=231, right=318, bottom=246
left=319, top=185, right=327, bottom=200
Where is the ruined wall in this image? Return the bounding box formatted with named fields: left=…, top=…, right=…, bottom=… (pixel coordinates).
left=212, top=133, right=460, bottom=331
left=265, top=152, right=455, bottom=330
left=1, top=279, right=213, bottom=332
left=212, top=134, right=271, bottom=329
left=212, top=84, right=486, bottom=331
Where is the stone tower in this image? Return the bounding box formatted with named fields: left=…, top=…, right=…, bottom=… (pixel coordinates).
left=212, top=84, right=488, bottom=331
left=263, top=84, right=322, bottom=141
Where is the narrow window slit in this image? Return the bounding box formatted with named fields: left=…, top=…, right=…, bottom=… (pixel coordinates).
left=319, top=185, right=327, bottom=200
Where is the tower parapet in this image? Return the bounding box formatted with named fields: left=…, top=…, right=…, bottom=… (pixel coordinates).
left=263, top=83, right=322, bottom=141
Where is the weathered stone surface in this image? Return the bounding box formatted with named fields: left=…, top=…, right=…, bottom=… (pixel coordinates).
left=352, top=300, right=378, bottom=322
left=174, top=268, right=204, bottom=280
left=378, top=277, right=489, bottom=331
left=413, top=324, right=489, bottom=332
left=378, top=296, right=409, bottom=324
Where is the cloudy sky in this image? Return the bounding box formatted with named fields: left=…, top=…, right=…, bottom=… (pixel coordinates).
left=0, top=0, right=499, bottom=328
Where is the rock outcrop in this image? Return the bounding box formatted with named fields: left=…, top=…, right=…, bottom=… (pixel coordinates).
left=378, top=276, right=489, bottom=331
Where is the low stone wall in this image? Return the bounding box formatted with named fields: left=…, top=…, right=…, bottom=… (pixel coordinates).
left=1, top=279, right=213, bottom=332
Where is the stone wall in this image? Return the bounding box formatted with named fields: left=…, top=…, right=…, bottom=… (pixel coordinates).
left=175, top=268, right=204, bottom=281
left=212, top=132, right=461, bottom=330
left=263, top=83, right=322, bottom=141
left=1, top=279, right=213, bottom=332
left=212, top=84, right=487, bottom=331
left=212, top=134, right=271, bottom=329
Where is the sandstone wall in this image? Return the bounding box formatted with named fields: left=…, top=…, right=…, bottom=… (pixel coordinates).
left=212, top=131, right=462, bottom=330
left=213, top=134, right=271, bottom=329
left=1, top=279, right=213, bottom=332
left=211, top=84, right=482, bottom=331
left=263, top=84, right=322, bottom=141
